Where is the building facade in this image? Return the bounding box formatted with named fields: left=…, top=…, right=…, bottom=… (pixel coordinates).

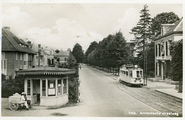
left=154, top=18, right=183, bottom=81
left=2, top=27, right=36, bottom=76
left=16, top=67, right=76, bottom=106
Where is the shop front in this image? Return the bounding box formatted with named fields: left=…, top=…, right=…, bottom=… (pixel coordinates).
left=16, top=67, right=75, bottom=107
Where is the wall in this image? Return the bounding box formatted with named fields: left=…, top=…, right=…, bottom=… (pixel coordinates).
left=40, top=94, right=68, bottom=106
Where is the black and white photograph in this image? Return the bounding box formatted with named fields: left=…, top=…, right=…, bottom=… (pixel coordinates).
left=1, top=0, right=183, bottom=118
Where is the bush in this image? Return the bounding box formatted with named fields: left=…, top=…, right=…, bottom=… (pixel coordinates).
left=1, top=74, right=24, bottom=98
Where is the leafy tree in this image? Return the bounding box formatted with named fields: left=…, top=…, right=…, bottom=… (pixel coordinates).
left=86, top=31, right=129, bottom=74
left=170, top=39, right=183, bottom=93
left=85, top=41, right=98, bottom=64
left=2, top=75, right=24, bottom=97
left=85, top=41, right=98, bottom=58
left=151, top=12, right=180, bottom=37
left=72, top=43, right=84, bottom=63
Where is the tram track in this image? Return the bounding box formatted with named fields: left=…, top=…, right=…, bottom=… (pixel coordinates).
left=117, top=81, right=182, bottom=117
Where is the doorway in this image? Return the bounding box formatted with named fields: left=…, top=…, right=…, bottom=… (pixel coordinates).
left=32, top=80, right=40, bottom=102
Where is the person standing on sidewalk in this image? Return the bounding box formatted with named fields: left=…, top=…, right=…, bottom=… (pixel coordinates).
left=20, top=92, right=29, bottom=110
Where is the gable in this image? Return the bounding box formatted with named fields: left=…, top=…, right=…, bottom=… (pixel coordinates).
left=174, top=19, right=183, bottom=31
left=2, top=35, right=17, bottom=51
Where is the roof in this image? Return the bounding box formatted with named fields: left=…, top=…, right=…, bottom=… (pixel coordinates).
left=16, top=67, right=76, bottom=75
left=2, top=27, right=36, bottom=54
left=154, top=18, right=183, bottom=41
left=55, top=50, right=69, bottom=57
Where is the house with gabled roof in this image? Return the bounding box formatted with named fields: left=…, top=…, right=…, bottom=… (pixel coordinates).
left=31, top=44, right=55, bottom=67
left=55, top=50, right=70, bottom=67
left=154, top=18, right=183, bottom=81
left=2, top=27, right=36, bottom=76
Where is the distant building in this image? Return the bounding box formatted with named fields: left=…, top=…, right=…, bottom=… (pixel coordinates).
left=154, top=18, right=183, bottom=81
left=55, top=50, right=70, bottom=67
left=31, top=44, right=55, bottom=67
left=1, top=27, right=36, bottom=76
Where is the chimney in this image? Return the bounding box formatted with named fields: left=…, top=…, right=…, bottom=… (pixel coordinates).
left=4, top=26, right=10, bottom=31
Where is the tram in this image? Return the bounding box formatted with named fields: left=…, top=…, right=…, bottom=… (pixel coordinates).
left=118, top=65, right=143, bottom=86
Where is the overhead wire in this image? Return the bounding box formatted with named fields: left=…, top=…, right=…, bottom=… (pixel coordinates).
left=73, top=3, right=100, bottom=32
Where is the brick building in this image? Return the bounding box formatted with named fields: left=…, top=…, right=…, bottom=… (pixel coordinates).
left=2, top=27, right=36, bottom=76
left=154, top=18, right=183, bottom=81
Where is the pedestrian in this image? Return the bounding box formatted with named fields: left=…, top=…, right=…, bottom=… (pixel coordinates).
left=20, top=92, right=29, bottom=110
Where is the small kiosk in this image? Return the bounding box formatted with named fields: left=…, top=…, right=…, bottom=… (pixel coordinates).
left=16, top=67, right=75, bottom=107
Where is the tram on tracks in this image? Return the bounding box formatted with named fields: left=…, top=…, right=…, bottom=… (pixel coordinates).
left=118, top=65, right=143, bottom=86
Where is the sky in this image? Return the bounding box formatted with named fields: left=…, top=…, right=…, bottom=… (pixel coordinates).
left=1, top=0, right=183, bottom=52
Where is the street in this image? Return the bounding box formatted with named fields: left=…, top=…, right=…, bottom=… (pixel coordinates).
left=2, top=64, right=171, bottom=117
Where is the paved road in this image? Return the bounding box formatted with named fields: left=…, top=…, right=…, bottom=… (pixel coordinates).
left=2, top=64, right=163, bottom=117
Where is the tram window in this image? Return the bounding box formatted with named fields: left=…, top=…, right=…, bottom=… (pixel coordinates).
left=137, top=71, right=142, bottom=77
left=129, top=71, right=132, bottom=77
left=137, top=71, right=139, bottom=77
left=140, top=71, right=143, bottom=77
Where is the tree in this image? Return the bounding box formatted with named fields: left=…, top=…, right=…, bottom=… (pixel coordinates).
left=85, top=41, right=98, bottom=64
left=130, top=4, right=152, bottom=81
left=151, top=12, right=180, bottom=37
left=72, top=43, right=84, bottom=63
left=170, top=40, right=183, bottom=93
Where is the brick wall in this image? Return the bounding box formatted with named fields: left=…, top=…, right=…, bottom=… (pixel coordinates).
left=5, top=52, right=25, bottom=76
left=5, top=52, right=16, bottom=76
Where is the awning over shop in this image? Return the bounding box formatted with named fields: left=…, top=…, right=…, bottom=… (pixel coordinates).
left=16, top=67, right=76, bottom=75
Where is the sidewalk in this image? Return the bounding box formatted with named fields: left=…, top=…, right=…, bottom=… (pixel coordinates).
left=143, top=80, right=183, bottom=99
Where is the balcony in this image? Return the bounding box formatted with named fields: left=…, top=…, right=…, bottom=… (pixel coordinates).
left=156, top=55, right=171, bottom=61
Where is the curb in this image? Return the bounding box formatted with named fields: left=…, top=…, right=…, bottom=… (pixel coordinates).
left=155, top=89, right=182, bottom=100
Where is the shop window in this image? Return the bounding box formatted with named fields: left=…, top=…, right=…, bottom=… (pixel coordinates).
left=63, top=79, right=67, bottom=94
left=58, top=79, right=62, bottom=95
left=48, top=80, right=55, bottom=96
left=42, top=80, right=46, bottom=96
left=27, top=80, right=31, bottom=95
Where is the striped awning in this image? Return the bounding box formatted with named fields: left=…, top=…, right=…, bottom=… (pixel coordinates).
left=16, top=67, right=76, bottom=75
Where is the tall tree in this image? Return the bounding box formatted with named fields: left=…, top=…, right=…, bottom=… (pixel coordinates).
left=131, top=4, right=152, bottom=84
left=151, top=12, right=180, bottom=37
left=72, top=43, right=84, bottom=63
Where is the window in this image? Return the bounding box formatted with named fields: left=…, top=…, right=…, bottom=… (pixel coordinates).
left=166, top=41, right=168, bottom=56
left=4, top=59, right=7, bottom=69
left=63, top=79, right=67, bottom=94
left=16, top=53, right=18, bottom=60
left=140, top=71, right=142, bottom=77
left=58, top=79, right=62, bottom=95
left=136, top=71, right=142, bottom=77
left=27, top=80, right=31, bottom=95
left=156, top=45, right=157, bottom=56
left=158, top=44, right=161, bottom=56
left=129, top=71, right=132, bottom=77
left=48, top=80, right=55, bottom=96
left=125, top=71, right=128, bottom=76
left=42, top=80, right=46, bottom=96
left=20, top=53, right=22, bottom=60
